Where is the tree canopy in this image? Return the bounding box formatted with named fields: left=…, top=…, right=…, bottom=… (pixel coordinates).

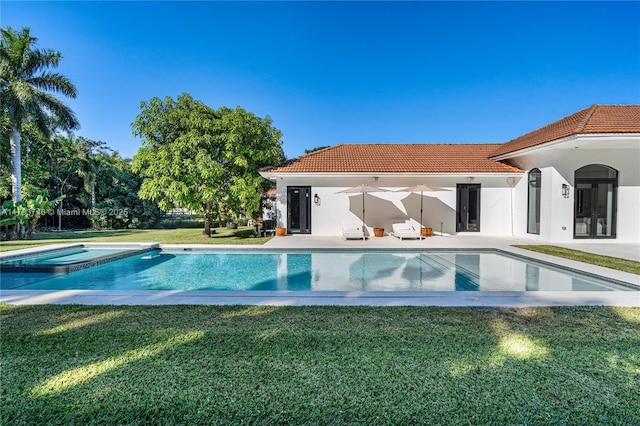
left=132, top=93, right=285, bottom=236
left=304, top=145, right=331, bottom=154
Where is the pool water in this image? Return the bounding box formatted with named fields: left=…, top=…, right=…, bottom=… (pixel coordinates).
left=1, top=250, right=634, bottom=292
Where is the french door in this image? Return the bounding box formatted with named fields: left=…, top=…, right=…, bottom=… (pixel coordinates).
left=574, top=165, right=617, bottom=239
left=574, top=182, right=616, bottom=238
left=456, top=184, right=481, bottom=232
left=287, top=186, right=311, bottom=234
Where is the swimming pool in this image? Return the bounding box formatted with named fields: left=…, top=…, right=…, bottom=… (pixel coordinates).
left=1, top=249, right=635, bottom=292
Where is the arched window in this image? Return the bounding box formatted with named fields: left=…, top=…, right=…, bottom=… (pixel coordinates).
left=527, top=168, right=541, bottom=234
left=575, top=164, right=618, bottom=179
left=574, top=165, right=618, bottom=238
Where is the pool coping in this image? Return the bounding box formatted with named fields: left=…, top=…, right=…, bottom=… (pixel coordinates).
left=0, top=290, right=638, bottom=307
left=1, top=243, right=638, bottom=307
left=0, top=242, right=160, bottom=259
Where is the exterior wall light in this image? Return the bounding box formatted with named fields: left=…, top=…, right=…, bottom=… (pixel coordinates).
left=562, top=184, right=570, bottom=198
left=506, top=177, right=516, bottom=187
left=467, top=176, right=474, bottom=182
left=314, top=194, right=320, bottom=205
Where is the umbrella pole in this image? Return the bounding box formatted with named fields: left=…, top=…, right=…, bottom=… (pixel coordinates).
left=420, top=191, right=424, bottom=240
left=362, top=192, right=365, bottom=240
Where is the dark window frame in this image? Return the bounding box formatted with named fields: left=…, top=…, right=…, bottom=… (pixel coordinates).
left=456, top=184, right=481, bottom=233
left=527, top=168, right=542, bottom=235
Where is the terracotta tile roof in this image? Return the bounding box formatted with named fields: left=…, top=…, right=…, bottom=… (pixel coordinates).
left=261, top=144, right=522, bottom=174
left=491, top=104, right=640, bottom=158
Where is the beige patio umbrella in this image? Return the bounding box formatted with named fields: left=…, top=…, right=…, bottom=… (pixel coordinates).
left=396, top=184, right=450, bottom=239
left=337, top=184, right=389, bottom=229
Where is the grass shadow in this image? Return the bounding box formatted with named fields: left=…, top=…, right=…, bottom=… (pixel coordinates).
left=1, top=227, right=272, bottom=251
left=33, top=230, right=137, bottom=240
left=1, top=305, right=638, bottom=424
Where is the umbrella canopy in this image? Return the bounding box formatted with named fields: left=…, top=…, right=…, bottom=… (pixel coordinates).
left=396, top=184, right=449, bottom=193
left=395, top=184, right=450, bottom=239
left=337, top=184, right=389, bottom=229
left=338, top=184, right=389, bottom=194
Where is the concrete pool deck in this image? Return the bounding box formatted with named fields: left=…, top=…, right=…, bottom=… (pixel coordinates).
left=264, top=233, right=640, bottom=261
left=1, top=235, right=638, bottom=307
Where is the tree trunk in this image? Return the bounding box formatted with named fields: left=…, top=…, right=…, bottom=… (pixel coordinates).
left=58, top=198, right=63, bottom=231
left=9, top=120, right=22, bottom=202
left=204, top=216, right=211, bottom=237
left=91, top=180, right=96, bottom=208
left=27, top=217, right=37, bottom=240
left=203, top=202, right=212, bottom=237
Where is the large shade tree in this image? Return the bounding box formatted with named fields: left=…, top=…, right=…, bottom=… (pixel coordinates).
left=132, top=93, right=285, bottom=236
left=0, top=26, right=78, bottom=202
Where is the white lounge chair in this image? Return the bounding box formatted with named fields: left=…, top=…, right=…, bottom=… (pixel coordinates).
left=390, top=221, right=421, bottom=240
left=342, top=222, right=365, bottom=240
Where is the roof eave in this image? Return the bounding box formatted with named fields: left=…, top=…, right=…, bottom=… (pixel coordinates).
left=490, top=133, right=640, bottom=161
left=490, top=135, right=581, bottom=160
left=260, top=171, right=523, bottom=179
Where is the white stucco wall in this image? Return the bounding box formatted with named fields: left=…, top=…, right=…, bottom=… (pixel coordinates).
left=272, top=175, right=521, bottom=237
left=506, top=136, right=640, bottom=243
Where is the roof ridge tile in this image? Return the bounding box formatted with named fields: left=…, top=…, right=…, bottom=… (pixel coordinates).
left=576, top=104, right=599, bottom=133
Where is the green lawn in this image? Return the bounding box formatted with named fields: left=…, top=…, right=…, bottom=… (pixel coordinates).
left=1, top=305, right=638, bottom=425
left=514, top=245, right=640, bottom=275
left=0, top=227, right=272, bottom=252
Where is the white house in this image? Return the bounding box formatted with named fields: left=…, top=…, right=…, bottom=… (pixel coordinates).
left=260, top=105, right=640, bottom=243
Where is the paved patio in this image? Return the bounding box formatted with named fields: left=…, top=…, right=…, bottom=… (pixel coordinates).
left=1, top=234, right=638, bottom=307
left=265, top=233, right=640, bottom=261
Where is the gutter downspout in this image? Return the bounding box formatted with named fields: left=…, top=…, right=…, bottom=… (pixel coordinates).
left=507, top=177, right=516, bottom=236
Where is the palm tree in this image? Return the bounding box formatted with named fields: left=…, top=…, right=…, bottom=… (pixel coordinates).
left=0, top=26, right=78, bottom=202
left=77, top=137, right=109, bottom=210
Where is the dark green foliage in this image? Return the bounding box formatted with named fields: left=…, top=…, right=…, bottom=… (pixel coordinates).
left=1, top=128, right=161, bottom=230
left=1, top=305, right=638, bottom=425
left=304, top=145, right=331, bottom=154
left=154, top=218, right=206, bottom=229
left=87, top=153, right=161, bottom=229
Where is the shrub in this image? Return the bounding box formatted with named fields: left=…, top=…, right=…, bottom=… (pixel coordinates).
left=154, top=218, right=206, bottom=229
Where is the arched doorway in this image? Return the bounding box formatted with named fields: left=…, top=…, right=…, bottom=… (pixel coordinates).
left=574, top=165, right=617, bottom=239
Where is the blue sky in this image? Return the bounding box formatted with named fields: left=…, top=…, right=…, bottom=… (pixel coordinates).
left=3, top=1, right=639, bottom=160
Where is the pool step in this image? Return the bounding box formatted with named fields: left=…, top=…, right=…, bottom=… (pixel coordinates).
left=1, top=246, right=160, bottom=274
left=419, top=254, right=481, bottom=290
